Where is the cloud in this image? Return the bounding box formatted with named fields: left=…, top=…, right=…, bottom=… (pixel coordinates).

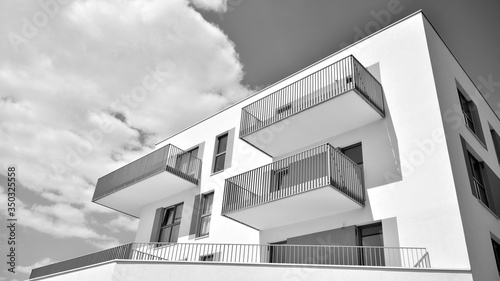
left=190, top=0, right=228, bottom=12
left=17, top=257, right=56, bottom=275
left=0, top=0, right=251, bottom=251
left=0, top=185, right=118, bottom=248
left=105, top=215, right=140, bottom=233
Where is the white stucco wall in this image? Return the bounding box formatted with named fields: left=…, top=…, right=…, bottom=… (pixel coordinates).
left=423, top=15, right=500, bottom=281
left=112, top=261, right=472, bottom=281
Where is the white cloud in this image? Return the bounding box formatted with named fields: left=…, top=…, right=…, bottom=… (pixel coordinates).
left=190, top=0, right=228, bottom=12
left=0, top=0, right=251, bottom=251
left=105, top=215, right=140, bottom=233
left=0, top=185, right=120, bottom=248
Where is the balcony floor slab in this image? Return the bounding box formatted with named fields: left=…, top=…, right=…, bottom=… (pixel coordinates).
left=224, top=185, right=363, bottom=230
left=94, top=171, right=197, bottom=217
left=242, top=90, right=383, bottom=157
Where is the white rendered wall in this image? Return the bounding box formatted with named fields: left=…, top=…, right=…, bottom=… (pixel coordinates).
left=423, top=17, right=500, bottom=281
left=112, top=261, right=472, bottom=281
left=33, top=260, right=473, bottom=281
left=134, top=12, right=470, bottom=270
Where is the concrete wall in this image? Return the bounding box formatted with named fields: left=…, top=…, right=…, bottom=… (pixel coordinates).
left=33, top=260, right=473, bottom=281
left=112, top=261, right=472, bottom=281
left=423, top=14, right=500, bottom=281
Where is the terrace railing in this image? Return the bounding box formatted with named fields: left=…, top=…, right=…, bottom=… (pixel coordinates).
left=93, top=144, right=202, bottom=200
left=222, top=143, right=364, bottom=214
left=240, top=55, right=384, bottom=138
left=30, top=243, right=430, bottom=279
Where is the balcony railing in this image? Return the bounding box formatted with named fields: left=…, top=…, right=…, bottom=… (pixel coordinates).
left=240, top=55, right=384, bottom=138
left=222, top=143, right=364, bottom=214
left=93, top=144, right=202, bottom=200
left=30, top=242, right=431, bottom=278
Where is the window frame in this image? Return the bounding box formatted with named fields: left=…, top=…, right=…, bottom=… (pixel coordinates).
left=158, top=203, right=184, bottom=243
left=212, top=132, right=229, bottom=173
left=458, top=90, right=476, bottom=133
left=197, top=191, right=214, bottom=237
left=468, top=152, right=489, bottom=207
left=457, top=87, right=486, bottom=145
left=270, top=167, right=290, bottom=192
left=491, top=128, right=500, bottom=165
left=492, top=238, right=500, bottom=275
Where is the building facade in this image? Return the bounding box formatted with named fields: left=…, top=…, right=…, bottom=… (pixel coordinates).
left=30, top=11, right=500, bottom=281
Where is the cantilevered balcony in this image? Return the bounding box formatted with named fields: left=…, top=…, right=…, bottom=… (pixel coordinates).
left=30, top=242, right=431, bottom=279
left=93, top=144, right=201, bottom=217
left=240, top=55, right=385, bottom=156
left=222, top=144, right=364, bottom=230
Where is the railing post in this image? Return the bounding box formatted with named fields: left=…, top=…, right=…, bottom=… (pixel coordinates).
left=123, top=243, right=133, bottom=259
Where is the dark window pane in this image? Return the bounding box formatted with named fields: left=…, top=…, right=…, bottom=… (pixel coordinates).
left=217, top=134, right=228, bottom=153
left=189, top=147, right=199, bottom=157
left=162, top=208, right=174, bottom=226
left=342, top=144, right=363, bottom=165
left=492, top=130, right=500, bottom=164
left=493, top=240, right=500, bottom=274
left=200, top=254, right=214, bottom=261
left=214, top=154, right=226, bottom=172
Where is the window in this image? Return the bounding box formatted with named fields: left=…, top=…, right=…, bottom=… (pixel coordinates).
left=176, top=146, right=200, bottom=179
left=341, top=143, right=363, bottom=169
left=213, top=133, right=228, bottom=173
left=468, top=153, right=489, bottom=207
left=492, top=239, right=500, bottom=274
left=276, top=103, right=292, bottom=115
left=198, top=192, right=214, bottom=237
left=491, top=129, right=500, bottom=165
left=458, top=89, right=485, bottom=143
left=200, top=254, right=214, bottom=261
left=459, top=91, right=475, bottom=132
left=158, top=203, right=183, bottom=243
left=188, top=147, right=199, bottom=157
left=358, top=223, right=384, bottom=266
left=271, top=167, right=289, bottom=192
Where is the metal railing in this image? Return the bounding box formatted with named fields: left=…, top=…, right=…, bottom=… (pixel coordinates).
left=222, top=143, right=364, bottom=214
left=93, top=144, right=202, bottom=200
left=30, top=242, right=430, bottom=279
left=240, top=55, right=385, bottom=138
left=30, top=244, right=132, bottom=279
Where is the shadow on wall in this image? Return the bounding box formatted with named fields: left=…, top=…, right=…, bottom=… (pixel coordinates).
left=365, top=63, right=402, bottom=189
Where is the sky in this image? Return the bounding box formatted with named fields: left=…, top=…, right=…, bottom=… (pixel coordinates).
left=0, top=0, right=499, bottom=280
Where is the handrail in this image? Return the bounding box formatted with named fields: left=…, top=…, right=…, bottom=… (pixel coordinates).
left=30, top=242, right=430, bottom=279
left=221, top=143, right=364, bottom=214
left=240, top=55, right=384, bottom=138
left=413, top=252, right=431, bottom=268
left=93, top=144, right=202, bottom=200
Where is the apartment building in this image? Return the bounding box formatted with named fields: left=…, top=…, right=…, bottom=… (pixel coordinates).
left=30, top=11, right=500, bottom=281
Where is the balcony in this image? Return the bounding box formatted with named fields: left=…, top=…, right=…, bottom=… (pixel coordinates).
left=222, top=144, right=364, bottom=230
left=93, top=144, right=201, bottom=217
left=30, top=242, right=431, bottom=279
left=240, top=55, right=385, bottom=157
